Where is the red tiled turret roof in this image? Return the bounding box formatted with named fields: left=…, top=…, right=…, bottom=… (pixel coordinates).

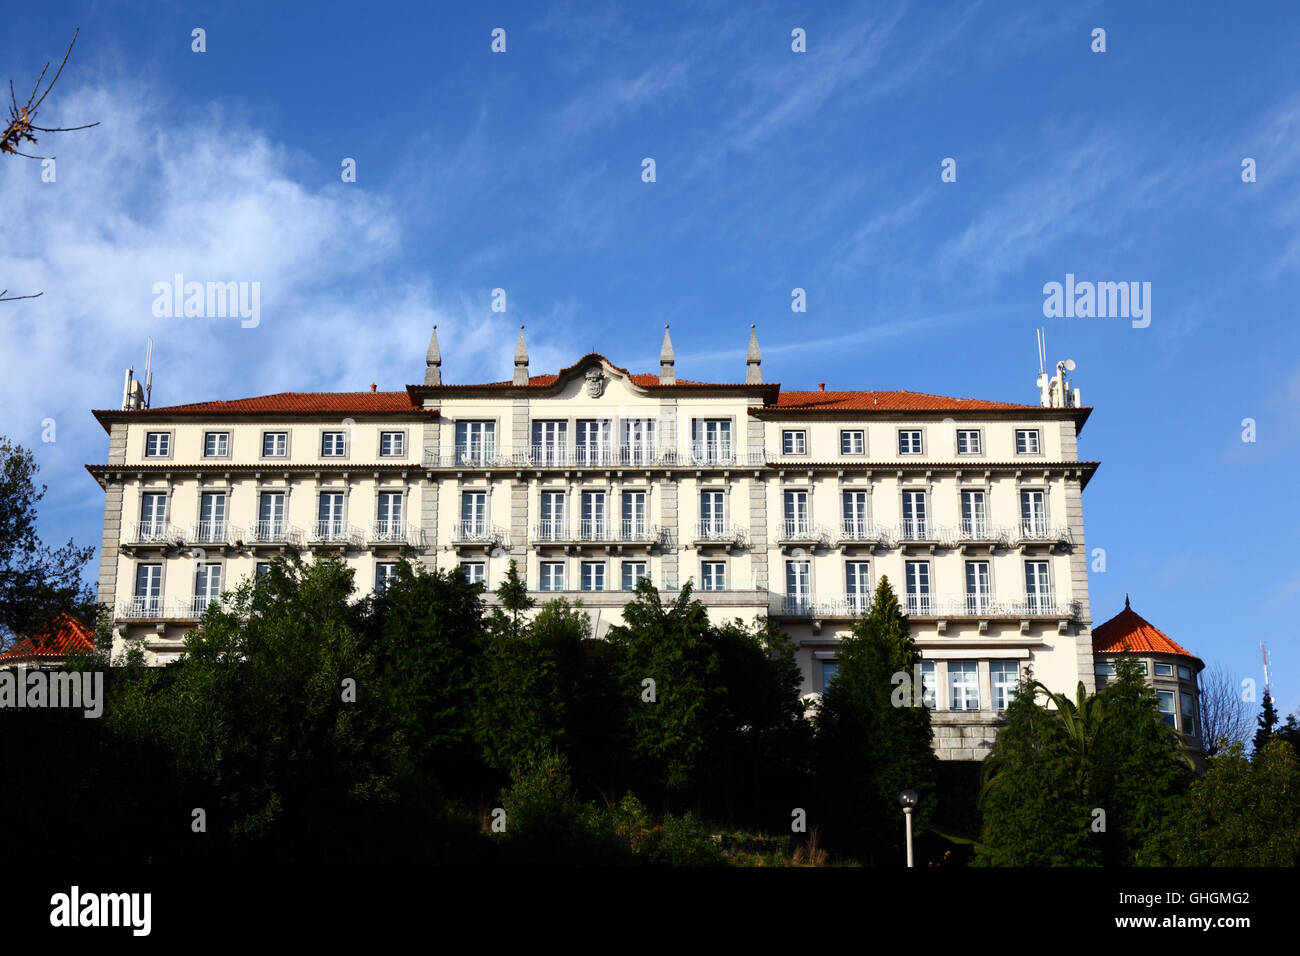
left=0, top=614, right=95, bottom=664
left=1092, top=596, right=1203, bottom=667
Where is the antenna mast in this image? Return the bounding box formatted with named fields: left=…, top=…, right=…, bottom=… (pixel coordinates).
left=1262, top=642, right=1272, bottom=701
left=143, top=337, right=154, bottom=409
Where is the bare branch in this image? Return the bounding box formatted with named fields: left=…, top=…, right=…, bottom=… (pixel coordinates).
left=0, top=290, right=44, bottom=302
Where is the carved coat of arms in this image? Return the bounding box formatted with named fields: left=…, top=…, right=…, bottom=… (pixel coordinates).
left=584, top=367, right=606, bottom=398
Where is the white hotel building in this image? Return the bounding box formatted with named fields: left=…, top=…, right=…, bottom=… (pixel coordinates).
left=88, top=326, right=1099, bottom=760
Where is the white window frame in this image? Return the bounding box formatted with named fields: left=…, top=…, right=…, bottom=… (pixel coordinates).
left=949, top=662, right=980, bottom=711
left=991, top=661, right=1019, bottom=711
left=261, top=431, right=289, bottom=458
left=379, top=430, right=406, bottom=457
left=621, top=561, right=648, bottom=591
left=375, top=562, right=398, bottom=593
left=580, top=561, right=606, bottom=591
left=321, top=430, right=347, bottom=457
left=898, top=429, right=923, bottom=455
left=701, top=561, right=726, bottom=591
left=782, top=430, right=807, bottom=455
left=960, top=489, right=988, bottom=538
left=956, top=429, right=982, bottom=455
left=455, top=421, right=497, bottom=464
left=459, top=562, right=486, bottom=585
left=144, top=431, right=172, bottom=458
left=965, top=560, right=992, bottom=613
left=905, top=561, right=930, bottom=614
left=1024, top=560, right=1052, bottom=612
left=902, top=489, right=928, bottom=539
left=1015, top=428, right=1041, bottom=455
left=203, top=431, right=230, bottom=458
left=539, top=561, right=566, bottom=591
left=840, top=429, right=865, bottom=455
left=845, top=561, right=871, bottom=611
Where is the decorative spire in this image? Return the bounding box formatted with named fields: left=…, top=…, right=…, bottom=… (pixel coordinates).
left=745, top=323, right=762, bottom=384
left=659, top=324, right=675, bottom=385
left=1125, top=594, right=1130, bottom=610
left=424, top=324, right=442, bottom=385
left=513, top=325, right=529, bottom=386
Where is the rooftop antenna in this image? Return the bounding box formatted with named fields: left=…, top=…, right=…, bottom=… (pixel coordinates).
left=1036, top=328, right=1046, bottom=376
left=1262, top=642, right=1272, bottom=702
left=143, top=337, right=153, bottom=409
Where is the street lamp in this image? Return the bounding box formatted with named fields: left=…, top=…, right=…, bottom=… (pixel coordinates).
left=898, top=789, right=919, bottom=868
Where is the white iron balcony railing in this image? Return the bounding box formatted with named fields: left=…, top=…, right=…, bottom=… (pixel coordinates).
left=578, top=519, right=613, bottom=541
left=128, top=521, right=181, bottom=544
left=369, top=521, right=423, bottom=546
left=189, top=521, right=233, bottom=545
left=896, top=519, right=935, bottom=542
left=694, top=521, right=747, bottom=545
left=837, top=521, right=892, bottom=546
left=957, top=521, right=1015, bottom=546
left=776, top=593, right=874, bottom=617
left=898, top=593, right=1080, bottom=618
left=118, top=595, right=165, bottom=619
left=117, top=596, right=227, bottom=620
left=310, top=521, right=362, bottom=545
left=532, top=444, right=571, bottom=466
left=451, top=521, right=509, bottom=545
left=619, top=519, right=662, bottom=543
left=533, top=520, right=574, bottom=543
left=1016, top=521, right=1073, bottom=546
left=617, top=444, right=660, bottom=466
left=779, top=519, right=832, bottom=543
left=247, top=521, right=303, bottom=545
left=573, top=446, right=616, bottom=467
left=188, top=594, right=226, bottom=617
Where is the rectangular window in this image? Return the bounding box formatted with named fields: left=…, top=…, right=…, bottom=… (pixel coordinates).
left=1095, top=661, right=1116, bottom=676
left=321, top=431, right=346, bottom=457
left=902, top=490, right=928, bottom=539
left=455, top=421, right=496, bottom=464
left=198, top=492, right=227, bottom=543
left=532, top=421, right=568, bottom=464
left=317, top=492, right=345, bottom=540
left=581, top=491, right=607, bottom=540
left=905, top=561, right=930, bottom=614
left=1020, top=490, right=1047, bottom=536
left=257, top=491, right=286, bottom=541
left=380, top=431, right=405, bottom=457
left=1015, top=429, right=1041, bottom=455
left=539, top=561, right=566, bottom=591
left=255, top=562, right=272, bottom=580
left=1025, top=561, right=1051, bottom=612
left=1177, top=665, right=1191, bottom=680
left=540, top=490, right=566, bottom=540
left=621, top=491, right=648, bottom=540
left=965, top=560, right=991, bottom=613
left=133, top=563, right=162, bottom=614
left=1180, top=692, right=1195, bottom=731
left=821, top=660, right=840, bottom=694
left=203, top=431, right=229, bottom=457
left=581, top=562, right=606, bottom=591
left=1154, top=662, right=1174, bottom=677
left=898, top=429, right=923, bottom=454
left=1157, top=691, right=1176, bottom=727
left=960, top=490, right=988, bottom=538
left=699, top=489, right=726, bottom=537
left=376, top=492, right=404, bottom=536
left=782, top=430, right=806, bottom=455
left=460, top=562, right=486, bottom=585
left=621, top=419, right=657, bottom=464
left=991, top=661, right=1019, bottom=711
left=193, top=561, right=223, bottom=613
left=783, top=490, right=810, bottom=538
left=622, top=561, right=647, bottom=591
left=140, top=492, right=168, bottom=538
left=144, top=432, right=171, bottom=457
left=262, top=431, right=288, bottom=457
left=949, top=662, right=980, bottom=711
left=920, top=661, right=937, bottom=709
left=460, top=491, right=487, bottom=537
left=576, top=419, right=612, bottom=465
left=840, top=429, right=865, bottom=455
left=701, top=561, right=726, bottom=591
left=956, top=429, right=981, bottom=454
left=842, top=490, right=870, bottom=538
left=785, top=560, right=810, bottom=612
left=691, top=419, right=732, bottom=462
left=374, top=562, right=398, bottom=594
left=845, top=561, right=871, bottom=612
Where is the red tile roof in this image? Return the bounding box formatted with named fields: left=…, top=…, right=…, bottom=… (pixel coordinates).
left=93, top=392, right=435, bottom=431
left=0, top=614, right=94, bottom=663
left=1092, top=597, right=1203, bottom=666
left=767, top=389, right=1041, bottom=412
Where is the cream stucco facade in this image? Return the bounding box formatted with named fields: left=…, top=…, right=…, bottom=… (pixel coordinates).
left=88, top=327, right=1099, bottom=761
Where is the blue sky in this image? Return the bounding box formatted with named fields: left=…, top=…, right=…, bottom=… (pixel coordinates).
left=2, top=1, right=1297, bottom=715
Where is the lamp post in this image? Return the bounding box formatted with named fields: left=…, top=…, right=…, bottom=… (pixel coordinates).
left=898, top=789, right=919, bottom=868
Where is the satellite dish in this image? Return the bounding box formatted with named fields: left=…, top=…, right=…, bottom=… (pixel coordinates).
left=1064, top=359, right=1076, bottom=372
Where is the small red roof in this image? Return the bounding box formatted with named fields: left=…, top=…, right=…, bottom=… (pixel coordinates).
left=106, top=391, right=424, bottom=415
left=768, top=389, right=1040, bottom=412
left=1092, top=597, right=1203, bottom=666
left=0, top=614, right=95, bottom=663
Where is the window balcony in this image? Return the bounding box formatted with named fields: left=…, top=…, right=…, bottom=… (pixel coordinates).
left=1014, top=521, right=1073, bottom=550
left=837, top=521, right=892, bottom=549
left=775, top=593, right=873, bottom=617
left=247, top=521, right=304, bottom=546
left=368, top=521, right=424, bottom=547
left=532, top=520, right=576, bottom=544
left=778, top=520, right=831, bottom=549
left=693, top=521, right=747, bottom=548
left=422, top=444, right=766, bottom=469
left=189, top=521, right=234, bottom=546
left=451, top=521, right=510, bottom=548
left=957, top=521, right=1013, bottom=550
left=578, top=519, right=614, bottom=542
left=618, top=519, right=664, bottom=545
left=309, top=521, right=362, bottom=546
left=117, top=596, right=227, bottom=620
left=899, top=594, right=1081, bottom=621
left=127, top=521, right=182, bottom=545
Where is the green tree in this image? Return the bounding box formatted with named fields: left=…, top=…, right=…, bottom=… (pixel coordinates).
left=0, top=437, right=96, bottom=645
left=1160, top=738, right=1300, bottom=866
left=1253, top=693, right=1279, bottom=754
left=813, top=575, right=938, bottom=865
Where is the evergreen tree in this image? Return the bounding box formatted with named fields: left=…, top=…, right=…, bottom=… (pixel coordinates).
left=1253, top=693, right=1279, bottom=755
left=813, top=575, right=938, bottom=865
